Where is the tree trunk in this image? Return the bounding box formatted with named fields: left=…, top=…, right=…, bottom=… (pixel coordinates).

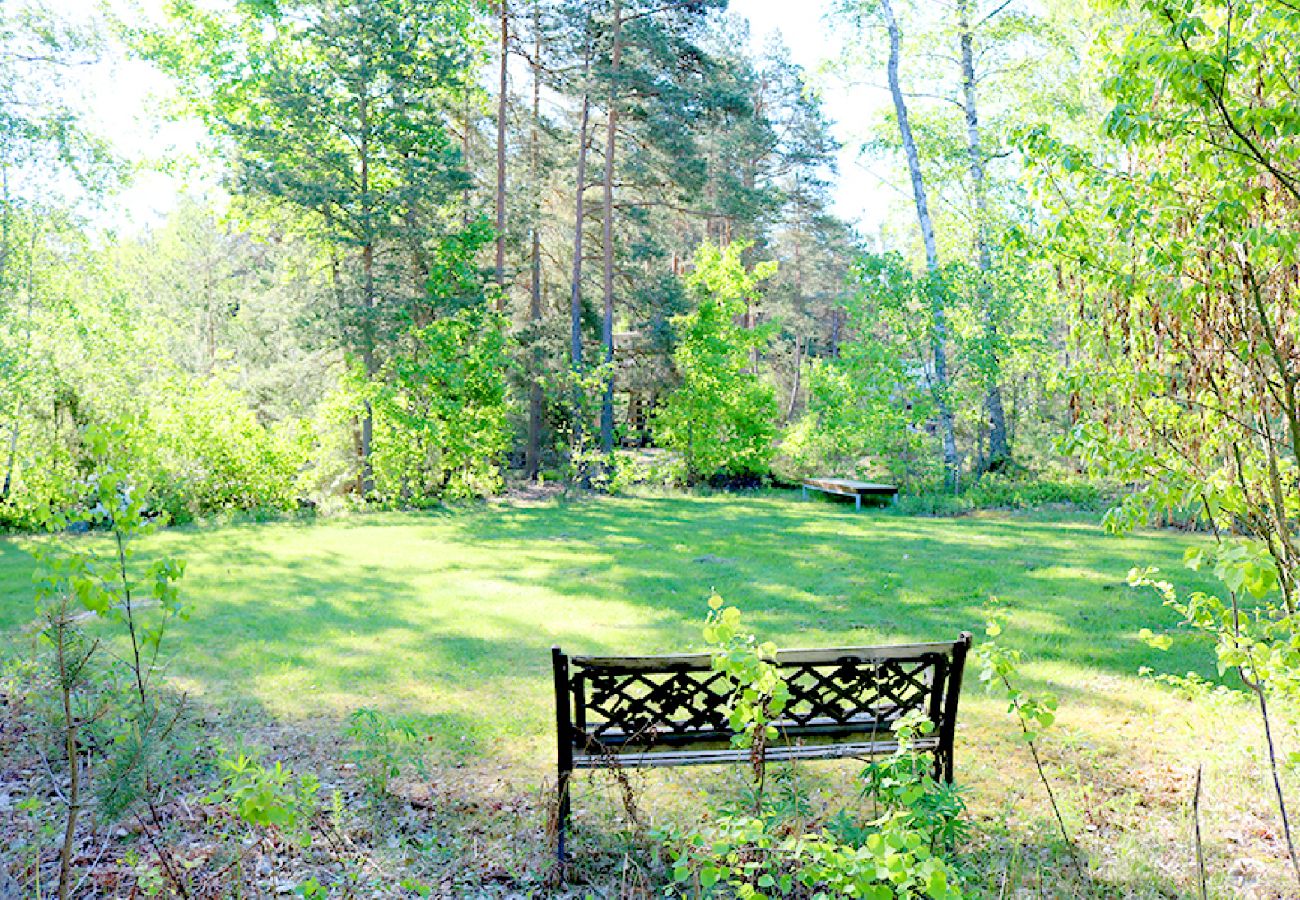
left=55, top=610, right=82, bottom=900
left=958, top=0, right=1010, bottom=471
left=1, top=421, right=17, bottom=502
left=494, top=0, right=509, bottom=301
left=786, top=335, right=804, bottom=422
left=525, top=0, right=544, bottom=481
left=570, top=48, right=593, bottom=452
left=599, top=0, right=623, bottom=457
left=881, top=0, right=959, bottom=491
left=0, top=165, right=17, bottom=502
left=461, top=90, right=473, bottom=227
left=359, top=81, right=376, bottom=497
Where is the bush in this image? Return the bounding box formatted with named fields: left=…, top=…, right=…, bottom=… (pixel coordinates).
left=656, top=242, right=779, bottom=484
left=891, top=474, right=1110, bottom=517
left=659, top=598, right=966, bottom=899
left=365, top=304, right=509, bottom=504
left=0, top=373, right=308, bottom=530
left=145, top=373, right=310, bottom=522
left=781, top=352, right=936, bottom=490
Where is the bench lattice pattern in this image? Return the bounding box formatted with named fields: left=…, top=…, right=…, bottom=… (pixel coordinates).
left=577, top=656, right=942, bottom=745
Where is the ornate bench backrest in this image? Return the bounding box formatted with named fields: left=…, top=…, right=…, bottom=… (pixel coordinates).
left=553, top=636, right=971, bottom=758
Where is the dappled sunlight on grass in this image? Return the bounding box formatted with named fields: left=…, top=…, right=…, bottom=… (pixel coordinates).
left=8, top=492, right=1297, bottom=892
left=1, top=492, right=1222, bottom=754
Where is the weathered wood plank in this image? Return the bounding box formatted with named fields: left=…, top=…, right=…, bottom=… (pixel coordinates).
left=802, top=477, right=898, bottom=495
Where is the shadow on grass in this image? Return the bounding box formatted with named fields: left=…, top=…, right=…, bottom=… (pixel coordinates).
left=0, top=492, right=1224, bottom=760
left=439, top=492, right=1220, bottom=674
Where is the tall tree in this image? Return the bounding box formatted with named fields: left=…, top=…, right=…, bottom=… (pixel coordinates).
left=495, top=0, right=509, bottom=294
left=587, top=0, right=725, bottom=454
left=0, top=1, right=111, bottom=505
left=598, top=0, right=623, bottom=455
left=568, top=40, right=593, bottom=453
left=877, top=0, right=960, bottom=489
left=146, top=0, right=481, bottom=495
left=956, top=0, right=1009, bottom=469
left=524, top=0, right=546, bottom=480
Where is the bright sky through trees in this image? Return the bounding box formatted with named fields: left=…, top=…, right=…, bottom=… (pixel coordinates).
left=63, top=0, right=891, bottom=232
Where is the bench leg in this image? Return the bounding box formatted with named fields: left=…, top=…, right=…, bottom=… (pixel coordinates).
left=855, top=495, right=861, bottom=511
left=556, top=770, right=571, bottom=864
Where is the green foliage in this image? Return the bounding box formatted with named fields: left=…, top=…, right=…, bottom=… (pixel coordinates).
left=1130, top=543, right=1300, bottom=697
left=20, top=423, right=197, bottom=897
left=667, top=808, right=961, bottom=900
left=656, top=242, right=779, bottom=483
left=784, top=359, right=928, bottom=487
left=1025, top=0, right=1300, bottom=877
left=890, top=474, right=1108, bottom=517
left=785, top=253, right=938, bottom=487
left=973, top=600, right=1073, bottom=856
left=209, top=749, right=319, bottom=845
left=704, top=594, right=790, bottom=780
left=976, top=603, right=1058, bottom=744
left=661, top=597, right=964, bottom=899
left=363, top=304, right=509, bottom=503
left=549, top=361, right=618, bottom=489
left=857, top=713, right=969, bottom=852
left=146, top=373, right=310, bottom=522
left=344, top=707, right=429, bottom=797
left=30, top=424, right=195, bottom=820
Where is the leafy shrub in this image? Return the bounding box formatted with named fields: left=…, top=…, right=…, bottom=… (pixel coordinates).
left=0, top=374, right=308, bottom=530
left=344, top=707, right=429, bottom=798
left=364, top=304, right=509, bottom=504
left=659, top=598, right=965, bottom=899
left=209, top=750, right=319, bottom=845
left=656, top=242, right=779, bottom=484
left=781, top=352, right=935, bottom=490
left=145, top=372, right=309, bottom=522
left=26, top=425, right=197, bottom=896
left=890, top=474, right=1109, bottom=517
left=962, top=473, right=1104, bottom=510
left=0, top=447, right=79, bottom=532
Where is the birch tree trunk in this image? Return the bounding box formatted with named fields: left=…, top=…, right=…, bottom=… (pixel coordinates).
left=881, top=0, right=960, bottom=490
left=0, top=163, right=17, bottom=502
left=957, top=0, right=1010, bottom=469
left=358, top=75, right=376, bottom=498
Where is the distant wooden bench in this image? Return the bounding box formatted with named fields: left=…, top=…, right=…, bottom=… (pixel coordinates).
left=551, top=634, right=971, bottom=859
left=802, top=477, right=899, bottom=509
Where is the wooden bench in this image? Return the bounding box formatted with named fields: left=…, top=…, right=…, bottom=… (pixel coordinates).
left=802, top=477, right=899, bottom=509
left=551, top=634, right=971, bottom=859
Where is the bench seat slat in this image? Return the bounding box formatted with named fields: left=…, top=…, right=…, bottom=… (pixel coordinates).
left=802, top=478, right=898, bottom=495
left=573, top=737, right=941, bottom=769
left=578, top=711, right=912, bottom=749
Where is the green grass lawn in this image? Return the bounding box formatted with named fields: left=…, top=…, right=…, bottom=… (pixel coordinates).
left=0, top=490, right=1216, bottom=759
left=6, top=490, right=1296, bottom=895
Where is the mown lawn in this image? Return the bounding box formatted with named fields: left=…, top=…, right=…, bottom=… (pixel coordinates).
left=1, top=491, right=1293, bottom=896
left=0, top=491, right=1213, bottom=753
